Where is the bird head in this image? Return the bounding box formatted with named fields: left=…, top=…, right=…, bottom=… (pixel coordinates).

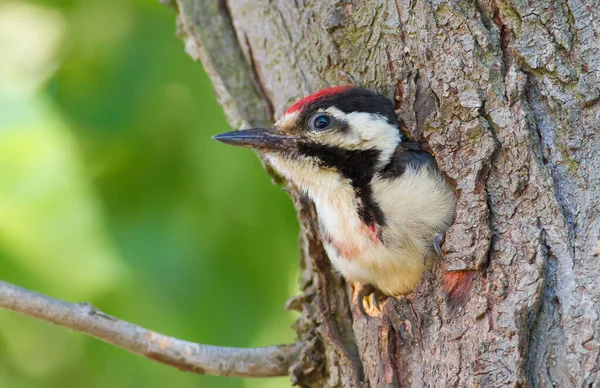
left=213, top=86, right=405, bottom=192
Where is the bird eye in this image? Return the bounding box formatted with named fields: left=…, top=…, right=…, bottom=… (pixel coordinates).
left=310, top=113, right=333, bottom=131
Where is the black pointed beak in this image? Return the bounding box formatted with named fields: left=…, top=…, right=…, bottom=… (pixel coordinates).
left=212, top=128, right=299, bottom=152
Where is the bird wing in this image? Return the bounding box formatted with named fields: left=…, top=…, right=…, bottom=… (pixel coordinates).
left=379, top=141, right=438, bottom=179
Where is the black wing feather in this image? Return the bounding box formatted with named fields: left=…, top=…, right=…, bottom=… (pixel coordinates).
left=379, top=141, right=438, bottom=179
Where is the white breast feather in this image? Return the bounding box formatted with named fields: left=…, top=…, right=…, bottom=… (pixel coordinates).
left=268, top=154, right=455, bottom=296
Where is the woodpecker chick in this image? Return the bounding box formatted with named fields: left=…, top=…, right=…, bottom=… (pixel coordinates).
left=213, top=86, right=456, bottom=309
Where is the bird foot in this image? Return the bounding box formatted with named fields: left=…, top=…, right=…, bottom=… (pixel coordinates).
left=433, top=232, right=445, bottom=260
left=355, top=283, right=386, bottom=318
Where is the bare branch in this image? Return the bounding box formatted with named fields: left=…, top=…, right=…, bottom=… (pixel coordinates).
left=0, top=281, right=303, bottom=378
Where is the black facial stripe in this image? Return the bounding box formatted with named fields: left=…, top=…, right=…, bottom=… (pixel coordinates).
left=298, top=142, right=386, bottom=227
left=298, top=143, right=377, bottom=187
left=298, top=87, right=398, bottom=127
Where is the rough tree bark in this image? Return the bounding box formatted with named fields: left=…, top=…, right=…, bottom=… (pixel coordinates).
left=171, top=0, right=600, bottom=386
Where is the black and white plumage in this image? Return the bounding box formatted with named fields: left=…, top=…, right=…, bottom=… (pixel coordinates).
left=214, top=86, right=456, bottom=303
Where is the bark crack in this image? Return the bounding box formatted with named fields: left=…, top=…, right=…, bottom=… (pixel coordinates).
left=244, top=33, right=276, bottom=122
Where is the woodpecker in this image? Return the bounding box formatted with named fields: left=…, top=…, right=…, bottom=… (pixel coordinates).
left=213, top=86, right=456, bottom=314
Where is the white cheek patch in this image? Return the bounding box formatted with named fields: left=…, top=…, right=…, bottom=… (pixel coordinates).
left=316, top=107, right=401, bottom=166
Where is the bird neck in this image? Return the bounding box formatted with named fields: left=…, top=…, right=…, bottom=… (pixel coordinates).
left=266, top=152, right=386, bottom=229
left=306, top=173, right=383, bottom=256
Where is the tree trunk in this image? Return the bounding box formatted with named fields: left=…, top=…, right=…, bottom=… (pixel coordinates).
left=171, top=0, right=600, bottom=386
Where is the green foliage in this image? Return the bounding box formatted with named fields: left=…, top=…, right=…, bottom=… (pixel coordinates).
left=0, top=1, right=298, bottom=387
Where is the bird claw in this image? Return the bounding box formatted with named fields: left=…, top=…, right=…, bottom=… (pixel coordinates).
left=356, top=283, right=385, bottom=318
left=433, top=232, right=445, bottom=260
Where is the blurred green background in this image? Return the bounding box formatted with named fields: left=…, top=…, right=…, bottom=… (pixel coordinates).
left=0, top=0, right=299, bottom=387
